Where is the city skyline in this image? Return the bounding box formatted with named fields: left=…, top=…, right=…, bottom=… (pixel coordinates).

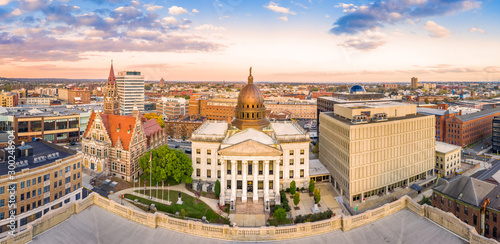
left=0, top=0, right=499, bottom=82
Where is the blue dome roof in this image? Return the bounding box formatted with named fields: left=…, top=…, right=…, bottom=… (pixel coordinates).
left=350, top=85, right=366, bottom=94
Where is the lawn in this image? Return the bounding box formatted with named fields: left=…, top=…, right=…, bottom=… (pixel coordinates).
left=125, top=190, right=229, bottom=224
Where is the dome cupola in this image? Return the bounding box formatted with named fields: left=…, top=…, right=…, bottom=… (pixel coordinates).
left=231, top=67, right=270, bottom=130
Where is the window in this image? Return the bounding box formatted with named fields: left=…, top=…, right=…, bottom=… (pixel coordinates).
left=237, top=161, right=242, bottom=175
left=117, top=150, right=121, bottom=159
left=227, top=162, right=231, bottom=174
left=494, top=227, right=498, bottom=238
left=486, top=210, right=490, bottom=220
left=96, top=123, right=100, bottom=129
left=456, top=203, right=460, bottom=213
left=54, top=171, right=58, bottom=178
left=32, top=190, right=36, bottom=197
left=448, top=199, right=451, bottom=208
left=27, top=192, right=30, bottom=199
left=44, top=197, right=50, bottom=204
left=21, top=181, right=24, bottom=189
left=21, top=193, right=24, bottom=201
left=258, top=181, right=263, bottom=190
left=44, top=174, right=50, bottom=181
left=237, top=180, right=242, bottom=190
left=280, top=171, right=283, bottom=179
left=218, top=160, right=221, bottom=166
left=0, top=213, right=3, bottom=220
left=120, top=165, right=126, bottom=173
left=196, top=168, right=200, bottom=177
left=289, top=159, right=294, bottom=166
left=289, top=170, right=294, bottom=178
left=38, top=188, right=41, bottom=195
left=65, top=166, right=71, bottom=173
left=0, top=186, right=4, bottom=194
left=289, top=150, right=294, bottom=156
left=269, top=163, right=273, bottom=175
left=73, top=174, right=76, bottom=180
left=44, top=186, right=50, bottom=193
left=196, top=158, right=201, bottom=164
left=0, top=199, right=3, bottom=207
left=300, top=149, right=304, bottom=155
left=464, top=206, right=468, bottom=216
left=270, top=180, right=273, bottom=189
left=300, top=158, right=304, bottom=165
left=33, top=178, right=36, bottom=185
left=300, top=169, right=304, bottom=178
left=59, top=180, right=62, bottom=187
left=259, top=161, right=263, bottom=175
left=494, top=213, right=497, bottom=223
left=112, top=162, right=117, bottom=171
left=54, top=182, right=57, bottom=189
left=280, top=160, right=283, bottom=166
left=473, top=214, right=478, bottom=226
left=207, top=149, right=211, bottom=155
left=217, top=170, right=221, bottom=179
left=207, top=170, right=211, bottom=178
left=207, top=158, right=211, bottom=165
left=227, top=180, right=231, bottom=189
left=78, top=172, right=80, bottom=179
left=65, top=177, right=70, bottom=184
left=196, top=149, right=201, bottom=154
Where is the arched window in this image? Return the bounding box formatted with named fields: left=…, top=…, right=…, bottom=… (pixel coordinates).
left=493, top=227, right=497, bottom=238
left=486, top=224, right=490, bottom=236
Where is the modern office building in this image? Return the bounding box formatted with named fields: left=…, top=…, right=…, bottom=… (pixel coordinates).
left=58, top=89, right=91, bottom=105
left=435, top=141, right=461, bottom=177
left=493, top=116, right=500, bottom=154
left=116, top=70, right=145, bottom=115
left=191, top=69, right=311, bottom=208
left=0, top=141, right=82, bottom=231
left=445, top=107, right=500, bottom=147
left=411, top=77, right=419, bottom=89
left=319, top=101, right=435, bottom=207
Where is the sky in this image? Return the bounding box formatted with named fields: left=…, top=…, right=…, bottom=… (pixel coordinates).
left=0, top=0, right=499, bottom=82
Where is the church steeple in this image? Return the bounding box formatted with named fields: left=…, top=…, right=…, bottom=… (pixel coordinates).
left=108, top=60, right=116, bottom=85
left=104, top=60, right=120, bottom=115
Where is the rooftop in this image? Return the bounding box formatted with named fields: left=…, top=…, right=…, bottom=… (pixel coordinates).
left=309, top=159, right=330, bottom=176
left=318, top=97, right=398, bottom=103
left=194, top=121, right=228, bottom=135
left=0, top=140, right=77, bottom=176
left=0, top=104, right=102, bottom=117
left=456, top=107, right=500, bottom=122
left=417, top=108, right=456, bottom=116
left=434, top=175, right=495, bottom=207
left=435, top=141, right=461, bottom=154
left=271, top=121, right=306, bottom=136
left=323, top=112, right=431, bottom=126
left=337, top=101, right=414, bottom=109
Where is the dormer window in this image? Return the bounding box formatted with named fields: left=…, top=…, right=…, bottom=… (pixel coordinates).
left=127, top=129, right=131, bottom=134
left=96, top=124, right=100, bottom=129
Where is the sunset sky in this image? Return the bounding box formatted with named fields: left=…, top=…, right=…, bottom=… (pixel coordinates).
left=0, top=0, right=499, bottom=82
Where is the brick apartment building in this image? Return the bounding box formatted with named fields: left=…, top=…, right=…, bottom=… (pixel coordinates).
left=445, top=107, right=500, bottom=146
left=164, top=115, right=206, bottom=140
left=59, top=89, right=91, bottom=105
left=432, top=175, right=495, bottom=236
left=417, top=108, right=461, bottom=142
left=311, top=91, right=333, bottom=99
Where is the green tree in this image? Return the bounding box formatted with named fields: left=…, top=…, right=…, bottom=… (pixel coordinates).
left=314, top=188, right=321, bottom=204
left=432, top=98, right=438, bottom=104
left=424, top=98, right=429, bottom=104
left=179, top=209, right=187, bottom=218
left=290, top=181, right=296, bottom=195
left=139, top=145, right=193, bottom=184
left=273, top=208, right=287, bottom=222
left=214, top=179, right=221, bottom=198
left=309, top=178, right=315, bottom=193
left=293, top=192, right=300, bottom=206
left=421, top=195, right=431, bottom=205
left=443, top=97, right=450, bottom=103
left=145, top=85, right=152, bottom=90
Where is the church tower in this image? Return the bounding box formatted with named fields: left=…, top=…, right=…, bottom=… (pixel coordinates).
left=103, top=60, right=120, bottom=115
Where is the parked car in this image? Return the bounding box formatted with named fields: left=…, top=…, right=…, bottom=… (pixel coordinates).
left=70, top=142, right=77, bottom=146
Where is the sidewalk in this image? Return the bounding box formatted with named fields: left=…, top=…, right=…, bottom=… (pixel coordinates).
left=108, top=183, right=226, bottom=217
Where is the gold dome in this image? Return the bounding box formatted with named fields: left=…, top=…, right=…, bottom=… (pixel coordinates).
left=232, top=67, right=270, bottom=130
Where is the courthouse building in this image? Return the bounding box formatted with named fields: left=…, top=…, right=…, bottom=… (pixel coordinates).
left=191, top=69, right=311, bottom=208
left=319, top=101, right=435, bottom=207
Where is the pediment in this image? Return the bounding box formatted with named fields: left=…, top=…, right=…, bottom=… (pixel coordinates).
left=219, top=139, right=282, bottom=156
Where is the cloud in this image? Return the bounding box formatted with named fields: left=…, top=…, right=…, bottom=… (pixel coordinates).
left=168, top=6, right=188, bottom=15
left=469, top=27, right=485, bottom=34
left=338, top=30, right=387, bottom=50
left=264, top=2, right=295, bottom=15
left=278, top=16, right=288, bottom=22
left=423, top=21, right=450, bottom=38
left=195, top=24, right=225, bottom=31
left=144, top=4, right=162, bottom=12
left=161, top=16, right=178, bottom=25
left=192, top=9, right=199, bottom=13
left=0, top=0, right=11, bottom=6
left=330, top=0, right=480, bottom=35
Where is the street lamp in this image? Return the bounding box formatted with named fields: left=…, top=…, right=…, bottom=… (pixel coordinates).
left=230, top=199, right=234, bottom=210
left=266, top=199, right=269, bottom=211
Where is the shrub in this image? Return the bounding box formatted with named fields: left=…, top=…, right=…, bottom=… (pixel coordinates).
left=202, top=191, right=206, bottom=196
left=293, top=192, right=300, bottom=206
left=309, top=178, right=315, bottom=193
left=214, top=180, right=221, bottom=198
left=290, top=181, right=296, bottom=195
left=179, top=209, right=187, bottom=219
left=273, top=208, right=287, bottom=222
left=285, top=188, right=290, bottom=193
left=314, top=188, right=321, bottom=204
left=294, top=209, right=333, bottom=223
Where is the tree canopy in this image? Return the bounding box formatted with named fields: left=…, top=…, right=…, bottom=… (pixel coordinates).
left=290, top=181, right=296, bottom=195
left=139, top=145, right=193, bottom=184
left=144, top=112, right=165, bottom=128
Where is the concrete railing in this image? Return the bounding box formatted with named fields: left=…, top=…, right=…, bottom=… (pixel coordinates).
left=3, top=192, right=500, bottom=243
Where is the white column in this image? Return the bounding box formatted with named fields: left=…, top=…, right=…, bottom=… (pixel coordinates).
left=231, top=160, right=236, bottom=201
left=242, top=160, right=248, bottom=203
left=220, top=159, right=225, bottom=204
left=253, top=160, right=258, bottom=203
left=264, top=160, right=269, bottom=200
left=274, top=159, right=280, bottom=204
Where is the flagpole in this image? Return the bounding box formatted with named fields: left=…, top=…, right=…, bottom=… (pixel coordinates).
left=168, top=184, right=170, bottom=204
left=149, top=152, right=152, bottom=200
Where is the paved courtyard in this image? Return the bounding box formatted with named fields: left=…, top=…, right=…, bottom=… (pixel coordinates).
left=289, top=183, right=342, bottom=217
left=32, top=205, right=466, bottom=244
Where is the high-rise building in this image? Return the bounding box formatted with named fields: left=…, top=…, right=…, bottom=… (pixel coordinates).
left=319, top=101, right=435, bottom=207
left=411, top=77, right=419, bottom=89
left=116, top=70, right=144, bottom=115
left=103, top=61, right=120, bottom=115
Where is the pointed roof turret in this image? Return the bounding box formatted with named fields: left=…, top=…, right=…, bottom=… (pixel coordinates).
left=108, top=60, right=116, bottom=85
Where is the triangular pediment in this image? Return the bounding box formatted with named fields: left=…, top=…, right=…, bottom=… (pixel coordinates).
left=219, top=139, right=282, bottom=156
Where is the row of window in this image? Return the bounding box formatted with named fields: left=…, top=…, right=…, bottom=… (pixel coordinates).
left=195, top=168, right=305, bottom=179
left=195, top=149, right=305, bottom=156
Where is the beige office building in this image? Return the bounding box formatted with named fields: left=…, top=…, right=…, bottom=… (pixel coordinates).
left=319, top=102, right=435, bottom=207
left=435, top=141, right=461, bottom=177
